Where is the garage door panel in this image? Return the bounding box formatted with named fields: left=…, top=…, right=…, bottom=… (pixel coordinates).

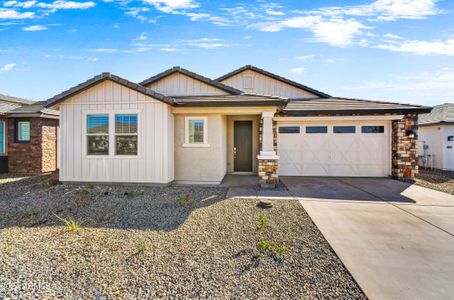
left=278, top=122, right=390, bottom=177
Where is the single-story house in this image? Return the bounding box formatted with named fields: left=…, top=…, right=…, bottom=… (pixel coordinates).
left=418, top=103, right=454, bottom=171
left=0, top=93, right=59, bottom=174
left=46, top=65, right=431, bottom=186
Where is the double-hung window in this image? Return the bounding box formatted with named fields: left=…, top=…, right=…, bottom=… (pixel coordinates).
left=0, top=121, right=5, bottom=153
left=17, top=121, right=30, bottom=142
left=115, top=114, right=138, bottom=155
left=184, top=117, right=208, bottom=147
left=87, top=115, right=109, bottom=155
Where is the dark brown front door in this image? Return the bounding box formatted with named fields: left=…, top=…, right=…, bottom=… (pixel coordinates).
left=234, top=121, right=253, bottom=172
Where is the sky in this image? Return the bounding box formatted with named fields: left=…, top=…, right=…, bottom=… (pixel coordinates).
left=0, top=0, right=454, bottom=106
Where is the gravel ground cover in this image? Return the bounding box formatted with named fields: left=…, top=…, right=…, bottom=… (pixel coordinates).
left=0, top=174, right=366, bottom=299
left=415, top=168, right=454, bottom=195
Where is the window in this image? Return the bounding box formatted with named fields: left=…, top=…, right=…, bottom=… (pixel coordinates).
left=279, top=126, right=300, bottom=134
left=362, top=126, right=384, bottom=133
left=184, top=117, right=208, bottom=146
left=306, top=126, right=328, bottom=134
left=17, top=121, right=30, bottom=142
left=87, top=115, right=109, bottom=155
left=333, top=126, right=356, bottom=134
left=0, top=121, right=5, bottom=153
left=115, top=114, right=138, bottom=155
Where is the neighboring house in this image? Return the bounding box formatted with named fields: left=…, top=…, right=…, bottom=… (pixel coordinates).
left=418, top=103, right=454, bottom=171
left=46, top=65, right=431, bottom=186
left=0, top=94, right=59, bottom=174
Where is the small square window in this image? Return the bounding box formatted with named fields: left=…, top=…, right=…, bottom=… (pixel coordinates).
left=185, top=117, right=208, bottom=146
left=279, top=126, right=300, bottom=134
left=362, top=126, right=384, bottom=133
left=17, top=121, right=30, bottom=142
left=333, top=126, right=356, bottom=134
left=306, top=126, right=328, bottom=134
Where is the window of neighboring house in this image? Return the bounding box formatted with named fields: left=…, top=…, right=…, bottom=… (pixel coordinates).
left=306, top=126, right=328, bottom=134
left=333, top=126, right=356, bottom=134
left=0, top=121, right=5, bottom=153
left=87, top=115, right=109, bottom=155
left=361, top=125, right=385, bottom=133
left=184, top=117, right=208, bottom=146
left=279, top=126, right=300, bottom=134
left=115, top=114, right=138, bottom=155
left=17, top=121, right=30, bottom=142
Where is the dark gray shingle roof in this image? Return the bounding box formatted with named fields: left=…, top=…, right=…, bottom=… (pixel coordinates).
left=7, top=101, right=59, bottom=116
left=216, top=65, right=331, bottom=98
left=139, top=66, right=243, bottom=95
left=418, top=103, right=454, bottom=125
left=282, top=97, right=432, bottom=115
left=0, top=93, right=35, bottom=114
left=46, top=72, right=174, bottom=107
left=174, top=94, right=289, bottom=107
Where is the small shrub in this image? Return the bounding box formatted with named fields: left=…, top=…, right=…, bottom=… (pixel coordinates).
left=257, top=237, right=289, bottom=255
left=257, top=237, right=271, bottom=251
left=177, top=194, right=191, bottom=205
left=55, top=214, right=85, bottom=232
left=130, top=240, right=150, bottom=257
left=257, top=212, right=269, bottom=231
left=42, top=179, right=60, bottom=188
left=75, top=189, right=90, bottom=198
left=18, top=209, right=34, bottom=219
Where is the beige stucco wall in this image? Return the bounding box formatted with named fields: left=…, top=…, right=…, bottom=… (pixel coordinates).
left=174, top=114, right=227, bottom=183
left=227, top=115, right=260, bottom=173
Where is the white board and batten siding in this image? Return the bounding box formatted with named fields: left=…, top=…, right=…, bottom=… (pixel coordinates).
left=59, top=80, right=174, bottom=184
left=219, top=69, right=317, bottom=98
left=145, top=72, right=229, bottom=96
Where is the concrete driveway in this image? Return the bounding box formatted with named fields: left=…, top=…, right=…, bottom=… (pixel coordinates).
left=280, top=177, right=454, bottom=300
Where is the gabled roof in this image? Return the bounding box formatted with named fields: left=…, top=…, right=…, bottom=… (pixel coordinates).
left=46, top=72, right=174, bottom=107
left=0, top=93, right=35, bottom=114
left=418, top=103, right=454, bottom=126
left=282, top=97, right=432, bottom=115
left=6, top=101, right=59, bottom=117
left=173, top=94, right=289, bottom=107
left=139, top=66, right=243, bottom=95
left=216, top=65, right=331, bottom=98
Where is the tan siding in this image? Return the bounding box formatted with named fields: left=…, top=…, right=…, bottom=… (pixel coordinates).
left=59, top=81, right=173, bottom=183
left=145, top=72, right=229, bottom=96
left=220, top=69, right=317, bottom=98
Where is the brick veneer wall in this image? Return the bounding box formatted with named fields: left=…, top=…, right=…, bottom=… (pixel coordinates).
left=7, top=117, right=58, bottom=174
left=392, top=113, right=418, bottom=179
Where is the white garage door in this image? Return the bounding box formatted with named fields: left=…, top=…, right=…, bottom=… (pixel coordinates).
left=278, top=122, right=390, bottom=177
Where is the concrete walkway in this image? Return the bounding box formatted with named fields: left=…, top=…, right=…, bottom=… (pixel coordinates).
left=280, top=177, right=454, bottom=300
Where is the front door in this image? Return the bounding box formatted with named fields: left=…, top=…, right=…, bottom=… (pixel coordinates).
left=234, top=121, right=253, bottom=172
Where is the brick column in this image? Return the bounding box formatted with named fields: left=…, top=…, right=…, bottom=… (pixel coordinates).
left=392, top=114, right=418, bottom=179
left=258, top=112, right=279, bottom=188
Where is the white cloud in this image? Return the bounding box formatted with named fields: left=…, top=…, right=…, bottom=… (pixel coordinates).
left=296, top=54, right=315, bottom=60
left=0, top=8, right=34, bottom=19
left=142, top=0, right=198, bottom=13
left=290, top=67, right=305, bottom=74
left=182, top=37, right=232, bottom=48
left=23, top=24, right=47, bottom=31
left=0, top=63, right=16, bottom=72
left=383, top=33, right=403, bottom=39
left=136, top=32, right=147, bottom=41
left=265, top=9, right=285, bottom=16
left=37, top=1, right=96, bottom=11
left=253, top=16, right=369, bottom=46
left=377, top=36, right=454, bottom=56
left=90, top=48, right=120, bottom=53
left=160, top=47, right=178, bottom=52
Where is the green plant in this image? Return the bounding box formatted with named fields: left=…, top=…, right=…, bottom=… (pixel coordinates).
left=130, top=240, right=150, bottom=257
left=75, top=189, right=90, bottom=198
left=257, top=212, right=269, bottom=231
left=257, top=237, right=289, bottom=255
left=42, top=179, right=60, bottom=188
left=54, top=214, right=85, bottom=232
left=18, top=209, right=34, bottom=219
left=257, top=237, right=271, bottom=251
left=177, top=194, right=191, bottom=205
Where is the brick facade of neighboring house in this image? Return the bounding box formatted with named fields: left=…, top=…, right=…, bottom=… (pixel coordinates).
left=392, top=113, right=418, bottom=179
left=7, top=118, right=58, bottom=174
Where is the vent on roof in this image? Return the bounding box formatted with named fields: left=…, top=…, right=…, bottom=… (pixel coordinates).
left=243, top=75, right=253, bottom=89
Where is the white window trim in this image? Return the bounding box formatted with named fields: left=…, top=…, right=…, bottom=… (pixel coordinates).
left=86, top=114, right=110, bottom=157
left=183, top=116, right=209, bottom=147
left=0, top=120, right=5, bottom=154
left=83, top=110, right=142, bottom=159
left=17, top=121, right=31, bottom=142
left=114, top=114, right=139, bottom=156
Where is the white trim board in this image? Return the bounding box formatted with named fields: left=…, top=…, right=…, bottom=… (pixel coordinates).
left=274, top=115, right=404, bottom=122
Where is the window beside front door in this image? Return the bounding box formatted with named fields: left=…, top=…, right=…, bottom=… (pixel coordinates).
left=184, top=117, right=209, bottom=147
left=0, top=121, right=5, bottom=153
left=17, top=121, right=31, bottom=142
left=115, top=114, right=138, bottom=155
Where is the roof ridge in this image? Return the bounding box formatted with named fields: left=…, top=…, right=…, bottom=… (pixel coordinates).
left=139, top=66, right=243, bottom=95
left=0, top=93, right=35, bottom=105
left=215, top=65, right=331, bottom=98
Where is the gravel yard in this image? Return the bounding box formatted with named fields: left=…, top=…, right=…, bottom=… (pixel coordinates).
left=0, top=174, right=365, bottom=299
left=415, top=168, right=454, bottom=195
